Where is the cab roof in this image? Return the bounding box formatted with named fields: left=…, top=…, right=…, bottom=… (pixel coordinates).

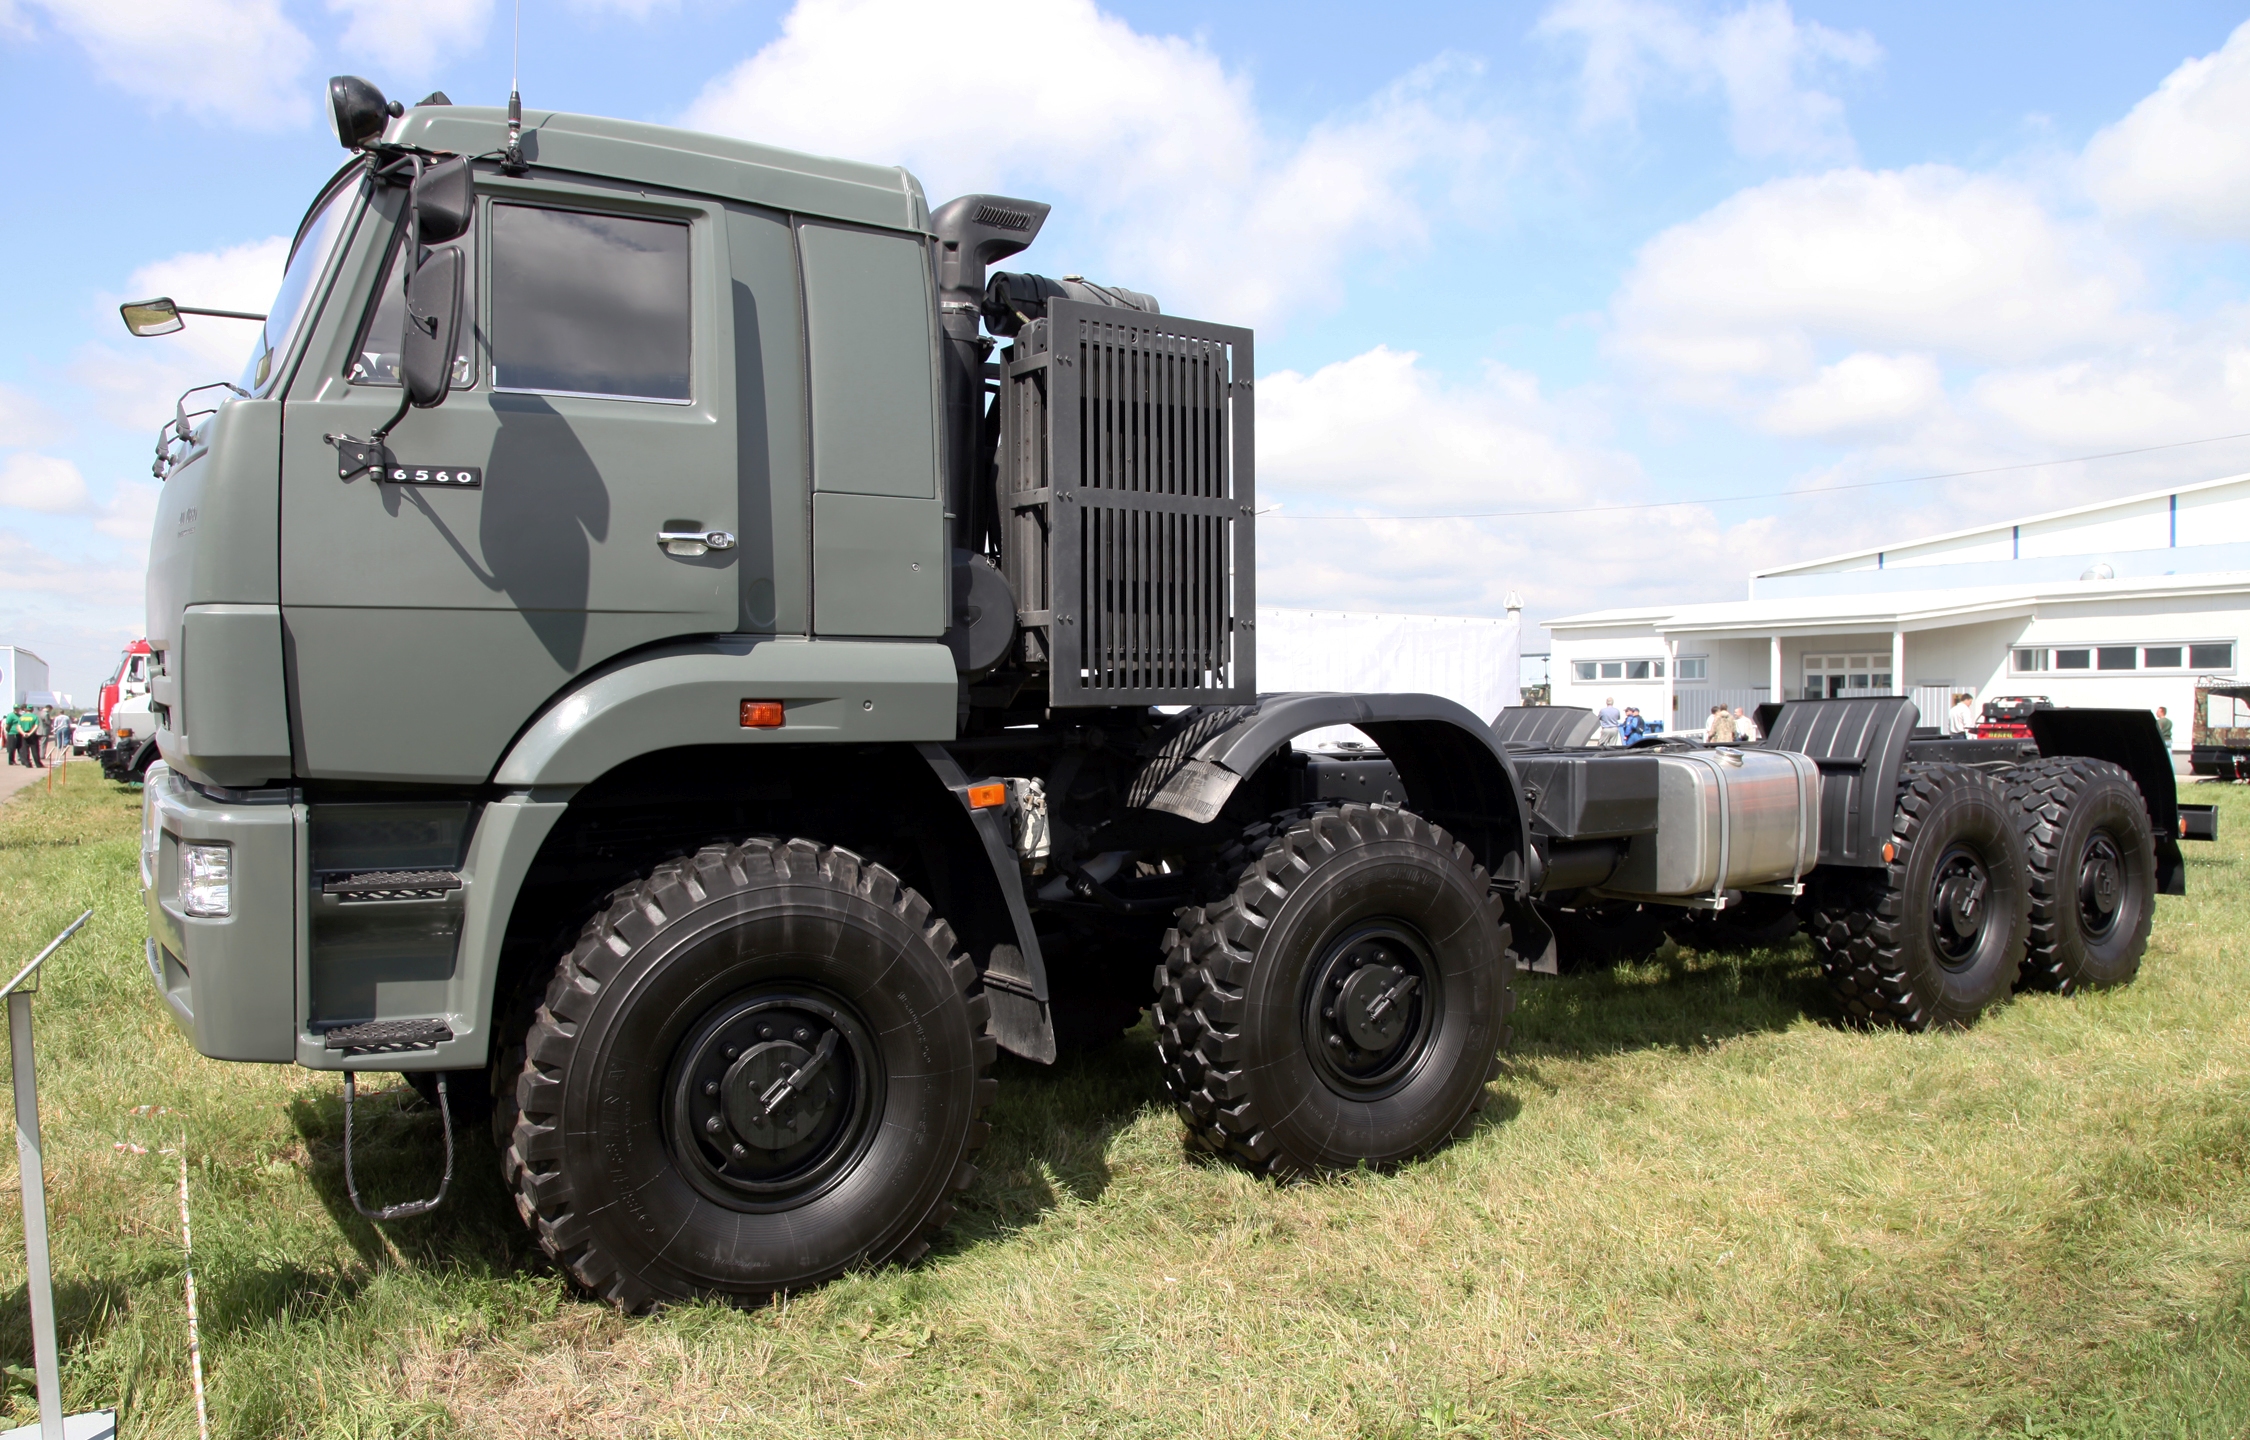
left=386, top=105, right=931, bottom=235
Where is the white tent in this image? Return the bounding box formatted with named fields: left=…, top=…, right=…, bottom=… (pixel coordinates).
left=1253, top=606, right=1522, bottom=746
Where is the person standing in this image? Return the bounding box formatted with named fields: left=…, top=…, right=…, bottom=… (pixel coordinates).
left=4, top=704, right=32, bottom=766
left=1708, top=705, right=1736, bottom=743
left=22, top=709, right=44, bottom=769
left=1733, top=706, right=1759, bottom=743
left=50, top=709, right=72, bottom=766
left=1947, top=691, right=1978, bottom=736
left=1597, top=696, right=1622, bottom=746
left=2156, top=706, right=2173, bottom=750
left=1620, top=707, right=1647, bottom=745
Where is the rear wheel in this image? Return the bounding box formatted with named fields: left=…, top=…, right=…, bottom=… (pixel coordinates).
left=1152, top=804, right=1514, bottom=1176
left=2006, top=758, right=2156, bottom=994
left=1811, top=764, right=2028, bottom=1031
left=507, top=838, right=995, bottom=1310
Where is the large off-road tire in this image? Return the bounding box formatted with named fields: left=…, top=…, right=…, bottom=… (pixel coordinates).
left=2005, top=757, right=2156, bottom=994
left=1664, top=892, right=1803, bottom=955
left=507, top=838, right=996, bottom=1310
left=1543, top=900, right=1668, bottom=972
left=1811, top=764, right=2029, bottom=1031
left=1151, top=803, right=1515, bottom=1177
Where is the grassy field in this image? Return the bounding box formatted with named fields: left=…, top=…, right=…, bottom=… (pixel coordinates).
left=0, top=766, right=2245, bottom=1438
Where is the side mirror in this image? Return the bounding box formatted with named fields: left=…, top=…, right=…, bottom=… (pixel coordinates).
left=120, top=298, right=185, bottom=337
left=413, top=156, right=473, bottom=244
left=402, top=244, right=465, bottom=408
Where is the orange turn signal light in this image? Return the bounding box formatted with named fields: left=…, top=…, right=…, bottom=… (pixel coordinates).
left=740, top=699, right=785, bottom=729
left=1882, top=841, right=1897, bottom=864
left=966, top=782, right=1008, bottom=809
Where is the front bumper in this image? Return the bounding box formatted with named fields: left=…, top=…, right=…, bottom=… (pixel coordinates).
left=140, top=764, right=302, bottom=1062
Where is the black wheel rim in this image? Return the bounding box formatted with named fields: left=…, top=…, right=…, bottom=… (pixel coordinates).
left=665, top=986, right=883, bottom=1212
left=1929, top=843, right=1993, bottom=967
left=1301, top=920, right=1442, bottom=1100
left=2077, top=830, right=2126, bottom=940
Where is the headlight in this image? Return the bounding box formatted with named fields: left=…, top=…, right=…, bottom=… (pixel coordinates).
left=139, top=764, right=167, bottom=890
left=180, top=843, right=232, bottom=918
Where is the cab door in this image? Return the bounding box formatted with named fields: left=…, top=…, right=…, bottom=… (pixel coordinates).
left=279, top=172, right=740, bottom=782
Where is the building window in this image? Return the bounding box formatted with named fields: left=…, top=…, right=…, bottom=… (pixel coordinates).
left=1624, top=660, right=1651, bottom=680
left=2020, top=642, right=2233, bottom=673
left=1677, top=656, right=1707, bottom=681
left=1600, top=661, right=1623, bottom=679
left=1573, top=661, right=1596, bottom=681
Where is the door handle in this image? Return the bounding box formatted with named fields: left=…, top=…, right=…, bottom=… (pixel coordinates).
left=658, top=528, right=736, bottom=557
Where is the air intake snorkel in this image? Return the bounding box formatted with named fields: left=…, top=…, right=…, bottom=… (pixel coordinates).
left=930, top=194, right=1052, bottom=554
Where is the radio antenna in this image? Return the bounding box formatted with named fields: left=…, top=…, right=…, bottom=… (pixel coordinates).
left=503, top=0, right=526, bottom=173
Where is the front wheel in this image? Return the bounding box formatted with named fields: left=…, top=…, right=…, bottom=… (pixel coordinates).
left=507, top=838, right=995, bottom=1310
left=1152, top=804, right=1514, bottom=1177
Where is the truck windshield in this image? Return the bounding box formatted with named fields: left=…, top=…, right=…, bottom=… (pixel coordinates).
left=238, top=181, right=358, bottom=396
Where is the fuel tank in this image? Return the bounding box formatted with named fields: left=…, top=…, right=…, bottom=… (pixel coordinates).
left=1604, top=747, right=1820, bottom=898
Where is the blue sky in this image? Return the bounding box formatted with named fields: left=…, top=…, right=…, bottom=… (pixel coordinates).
left=5, top=0, right=2250, bottom=698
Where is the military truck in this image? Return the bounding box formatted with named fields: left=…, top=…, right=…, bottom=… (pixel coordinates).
left=132, top=75, right=2206, bottom=1311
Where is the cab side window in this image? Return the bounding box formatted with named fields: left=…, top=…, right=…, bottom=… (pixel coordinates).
left=490, top=205, right=691, bottom=402
left=349, top=228, right=478, bottom=389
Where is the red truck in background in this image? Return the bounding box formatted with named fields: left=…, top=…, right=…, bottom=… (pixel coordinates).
left=1975, top=694, right=2054, bottom=739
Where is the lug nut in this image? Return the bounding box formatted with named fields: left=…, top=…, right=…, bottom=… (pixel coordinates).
left=704, top=1116, right=722, bottom=1134
left=724, top=1046, right=738, bottom=1060
left=758, top=1024, right=774, bottom=1040
left=703, top=1080, right=719, bottom=1097
left=731, top=1143, right=747, bottom=1158
left=1327, top=1034, right=1343, bottom=1049
left=1322, top=1006, right=1336, bottom=1019
left=794, top=1028, right=811, bottom=1043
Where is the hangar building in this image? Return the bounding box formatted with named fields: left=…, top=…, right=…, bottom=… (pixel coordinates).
left=1547, top=473, right=2250, bottom=754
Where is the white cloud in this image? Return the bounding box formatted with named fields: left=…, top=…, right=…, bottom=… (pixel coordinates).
left=16, top=0, right=313, bottom=127
left=0, top=453, right=91, bottom=514
left=329, top=0, right=494, bottom=77
left=0, top=385, right=64, bottom=449
left=1611, top=165, right=2142, bottom=402
left=1252, top=345, right=1799, bottom=620
left=2085, top=20, right=2250, bottom=238
left=1759, top=351, right=1945, bottom=437
left=682, top=0, right=1494, bottom=327
left=1537, top=0, right=1878, bottom=162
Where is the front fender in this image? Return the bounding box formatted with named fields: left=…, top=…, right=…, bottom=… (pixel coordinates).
left=492, top=636, right=958, bottom=788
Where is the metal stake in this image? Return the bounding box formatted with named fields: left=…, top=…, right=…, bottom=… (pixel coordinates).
left=1, top=910, right=109, bottom=1440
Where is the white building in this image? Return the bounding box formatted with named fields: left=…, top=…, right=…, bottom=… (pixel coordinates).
left=1548, top=474, right=2250, bottom=750
left=0, top=646, right=48, bottom=707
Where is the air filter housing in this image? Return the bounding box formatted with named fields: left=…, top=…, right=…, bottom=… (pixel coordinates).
left=997, top=300, right=1255, bottom=707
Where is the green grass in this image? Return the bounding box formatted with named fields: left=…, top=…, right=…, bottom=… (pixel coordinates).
left=0, top=768, right=2246, bottom=1437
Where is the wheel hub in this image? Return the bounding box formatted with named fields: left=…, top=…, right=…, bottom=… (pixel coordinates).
left=2078, top=832, right=2124, bottom=937
left=668, top=993, right=876, bottom=1204
left=1303, top=922, right=1438, bottom=1098
left=1930, top=846, right=1991, bottom=963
